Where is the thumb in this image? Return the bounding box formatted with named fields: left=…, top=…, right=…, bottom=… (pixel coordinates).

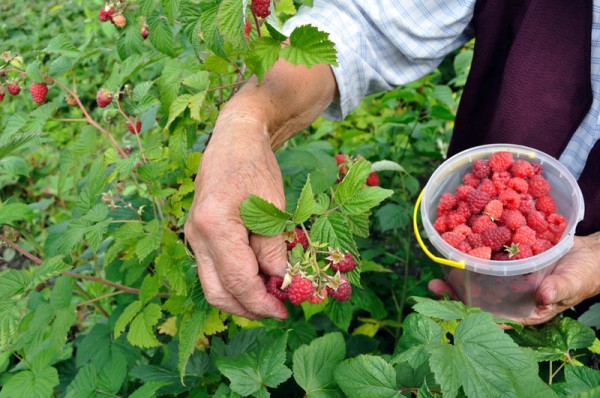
left=250, top=234, right=287, bottom=277
left=536, top=274, right=578, bottom=307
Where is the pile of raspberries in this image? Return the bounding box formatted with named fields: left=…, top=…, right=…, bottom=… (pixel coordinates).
left=433, top=151, right=567, bottom=260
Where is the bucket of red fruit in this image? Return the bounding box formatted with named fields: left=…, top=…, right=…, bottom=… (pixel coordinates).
left=414, top=144, right=585, bottom=319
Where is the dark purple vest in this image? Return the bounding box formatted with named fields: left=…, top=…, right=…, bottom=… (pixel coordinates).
left=449, top=0, right=598, bottom=236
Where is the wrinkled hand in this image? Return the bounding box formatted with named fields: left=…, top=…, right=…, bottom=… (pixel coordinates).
left=184, top=115, right=288, bottom=320
left=428, top=233, right=600, bottom=325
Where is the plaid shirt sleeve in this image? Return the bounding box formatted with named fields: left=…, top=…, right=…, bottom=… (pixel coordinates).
left=282, top=0, right=476, bottom=120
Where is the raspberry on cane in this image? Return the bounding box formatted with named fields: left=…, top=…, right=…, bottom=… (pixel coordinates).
left=127, top=120, right=142, bottom=135
left=28, top=82, right=48, bottom=104
left=266, top=275, right=288, bottom=302
left=329, top=252, right=357, bottom=273
left=7, top=81, right=20, bottom=96
left=285, top=228, right=309, bottom=251
left=244, top=20, right=252, bottom=40
left=112, top=14, right=127, bottom=28
left=334, top=154, right=346, bottom=165
left=251, top=0, right=271, bottom=18
left=96, top=89, right=113, bottom=108
left=141, top=25, right=150, bottom=40
left=327, top=275, right=352, bottom=302
left=366, top=172, right=380, bottom=186
left=288, top=276, right=314, bottom=304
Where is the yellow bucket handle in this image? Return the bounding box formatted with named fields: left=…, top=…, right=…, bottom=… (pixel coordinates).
left=413, top=188, right=465, bottom=269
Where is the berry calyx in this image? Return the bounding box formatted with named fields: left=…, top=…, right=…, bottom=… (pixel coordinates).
left=127, top=120, right=142, bottom=135
left=288, top=276, right=314, bottom=305
left=251, top=0, right=271, bottom=18
left=285, top=228, right=309, bottom=251
left=29, top=82, right=48, bottom=104
left=266, top=275, right=288, bottom=302
left=327, top=275, right=352, bottom=302
left=366, top=172, right=380, bottom=186
left=7, top=81, right=20, bottom=96
left=96, top=89, right=113, bottom=108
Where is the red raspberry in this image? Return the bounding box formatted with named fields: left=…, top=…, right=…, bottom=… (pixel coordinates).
left=528, top=175, right=551, bottom=198
left=491, top=171, right=511, bottom=191
left=478, top=178, right=497, bottom=197
left=499, top=189, right=521, bottom=210
left=484, top=199, right=503, bottom=220
left=507, top=177, right=528, bottom=194
left=445, top=211, right=467, bottom=230
left=532, top=238, right=553, bottom=255
left=28, top=82, right=48, bottom=104
left=141, top=25, right=150, bottom=40
left=510, top=160, right=534, bottom=178
left=531, top=163, right=544, bottom=175
left=327, top=275, right=352, bottom=302
left=334, top=154, right=346, bottom=165
left=437, top=193, right=457, bottom=213
left=266, top=275, right=288, bottom=302
left=547, top=213, right=567, bottom=235
left=482, top=226, right=511, bottom=251
left=535, top=195, right=556, bottom=215
left=127, top=120, right=142, bottom=134
left=244, top=20, right=252, bottom=40
left=501, top=209, right=526, bottom=231
left=462, top=173, right=481, bottom=188
left=433, top=216, right=448, bottom=233
left=99, top=6, right=115, bottom=22
left=455, top=185, right=474, bottom=201
left=511, top=244, right=533, bottom=260
left=452, top=224, right=472, bottom=238
left=538, top=229, right=556, bottom=243
left=285, top=228, right=309, bottom=251
left=457, top=240, right=472, bottom=253
left=466, top=189, right=491, bottom=213
left=467, top=233, right=484, bottom=248
left=251, top=0, right=271, bottom=18
left=330, top=253, right=357, bottom=273
left=492, top=251, right=510, bottom=261
left=468, top=246, right=492, bottom=259
left=308, top=289, right=328, bottom=304
left=112, top=14, right=127, bottom=28
left=455, top=201, right=472, bottom=219
left=442, top=232, right=465, bottom=248
left=512, top=226, right=536, bottom=246
left=488, top=151, right=513, bottom=172
left=366, top=172, right=380, bottom=186
left=472, top=159, right=491, bottom=178
left=0, top=85, right=4, bottom=102
left=96, top=89, right=113, bottom=108
left=526, top=211, right=548, bottom=233
left=7, top=82, right=20, bottom=96
left=471, top=216, right=496, bottom=234
left=288, top=276, right=314, bottom=305
left=518, top=193, right=536, bottom=216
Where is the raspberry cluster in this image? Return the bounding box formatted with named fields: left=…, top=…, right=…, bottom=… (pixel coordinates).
left=98, top=3, right=126, bottom=28
left=335, top=153, right=380, bottom=186
left=251, top=0, right=271, bottom=18
left=434, top=151, right=567, bottom=260
left=0, top=78, right=49, bottom=104
left=265, top=227, right=355, bottom=304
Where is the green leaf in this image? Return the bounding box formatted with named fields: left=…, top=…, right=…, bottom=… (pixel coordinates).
left=370, top=160, right=405, bottom=173
left=139, top=274, right=161, bottom=304
left=579, top=303, right=600, bottom=328
left=344, top=212, right=370, bottom=238
left=324, top=300, right=353, bottom=332
left=265, top=21, right=288, bottom=42
left=129, top=381, right=171, bottom=398
left=65, top=364, right=96, bottom=398
left=128, top=303, right=163, bottom=348
left=45, top=34, right=80, bottom=57
left=178, top=307, right=208, bottom=381
left=0, top=132, right=46, bottom=160
left=117, top=24, right=144, bottom=59
left=0, top=367, right=59, bottom=398
left=216, top=0, right=245, bottom=50
left=148, top=13, right=175, bottom=56
left=428, top=312, right=539, bottom=398
left=78, top=158, right=106, bottom=212
left=162, top=0, right=180, bottom=24
left=411, top=297, right=481, bottom=321
left=561, top=365, right=600, bottom=396
left=0, top=269, right=29, bottom=299
left=335, top=159, right=371, bottom=205
left=201, top=1, right=227, bottom=59
left=0, top=203, right=34, bottom=225
left=0, top=298, right=27, bottom=352
left=136, top=219, right=162, bottom=260
left=293, top=175, right=315, bottom=224
left=26, top=61, right=45, bottom=83
left=28, top=256, right=71, bottom=289
left=140, top=0, right=158, bottom=16
left=182, top=71, right=209, bottom=92
left=334, top=355, right=398, bottom=398
left=310, top=212, right=358, bottom=257
left=240, top=195, right=291, bottom=236
left=166, top=94, right=193, bottom=129
left=293, top=333, right=345, bottom=397
left=115, top=300, right=143, bottom=338
left=339, top=186, right=393, bottom=215
left=21, top=103, right=57, bottom=134
left=246, top=37, right=281, bottom=81
left=280, top=25, right=338, bottom=67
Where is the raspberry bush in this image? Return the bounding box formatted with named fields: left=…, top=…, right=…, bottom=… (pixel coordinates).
left=0, top=1, right=599, bottom=397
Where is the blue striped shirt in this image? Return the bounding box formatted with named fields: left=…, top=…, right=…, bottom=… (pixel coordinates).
left=283, top=0, right=600, bottom=179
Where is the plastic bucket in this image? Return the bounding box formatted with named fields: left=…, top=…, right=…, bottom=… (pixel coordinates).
left=414, top=144, right=585, bottom=319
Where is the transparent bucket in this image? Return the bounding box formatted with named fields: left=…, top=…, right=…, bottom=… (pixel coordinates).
left=416, top=144, right=585, bottom=319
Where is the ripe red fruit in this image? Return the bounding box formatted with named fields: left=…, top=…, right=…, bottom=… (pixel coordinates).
left=433, top=216, right=448, bottom=233
left=366, top=172, right=380, bottom=186
left=0, top=85, right=5, bottom=102
left=511, top=244, right=533, bottom=260
left=501, top=209, right=526, bottom=231
left=547, top=213, right=567, bottom=235
left=465, top=189, right=491, bottom=214
left=28, top=82, right=48, bottom=104
left=472, top=159, right=491, bottom=179
left=251, top=0, right=271, bottom=18
left=334, top=154, right=346, bottom=165
left=244, top=20, right=252, bottom=40
left=330, top=253, right=357, bottom=273
left=512, top=226, right=536, bottom=246
left=327, top=275, right=352, bottom=302
left=484, top=199, right=503, bottom=220
left=535, top=195, right=557, bottom=215
left=442, top=232, right=465, bottom=248
left=471, top=215, right=496, bottom=234
left=532, top=238, right=553, bottom=255
left=455, top=185, right=474, bottom=201
left=96, top=89, right=113, bottom=108
left=482, top=226, right=511, bottom=251
left=141, top=25, right=150, bottom=40
left=478, top=178, right=497, bottom=197
left=468, top=246, right=492, bottom=260
left=528, top=175, right=551, bottom=198
left=99, top=6, right=115, bottom=22
left=7, top=82, right=20, bottom=96
left=127, top=120, right=142, bottom=134
left=437, top=193, right=457, bottom=214
left=288, top=276, right=314, bottom=304
left=462, top=173, right=480, bottom=188
left=491, top=171, right=511, bottom=191
left=285, top=228, right=309, bottom=251
left=499, top=189, right=521, bottom=210
left=526, top=211, right=548, bottom=233
left=266, top=275, right=288, bottom=302
left=510, top=160, right=534, bottom=178
left=308, top=289, right=328, bottom=304
left=488, top=151, right=513, bottom=172
left=507, top=177, right=528, bottom=194
left=112, top=14, right=127, bottom=28
left=452, top=224, right=472, bottom=238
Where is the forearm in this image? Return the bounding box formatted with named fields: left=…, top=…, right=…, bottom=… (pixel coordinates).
left=581, top=231, right=600, bottom=297
left=215, top=58, right=337, bottom=149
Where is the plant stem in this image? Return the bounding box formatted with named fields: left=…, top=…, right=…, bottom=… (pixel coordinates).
left=115, top=96, right=148, bottom=163
left=52, top=78, right=128, bottom=158
left=252, top=11, right=262, bottom=38
left=73, top=283, right=109, bottom=318
left=208, top=79, right=248, bottom=93
left=77, top=290, right=125, bottom=308
left=0, top=233, right=42, bottom=265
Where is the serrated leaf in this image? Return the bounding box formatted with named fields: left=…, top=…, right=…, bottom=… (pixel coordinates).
left=148, top=13, right=175, bottom=56
left=28, top=256, right=71, bottom=289
left=246, top=37, right=281, bottom=81
left=335, top=159, right=371, bottom=204
left=169, top=125, right=188, bottom=167
left=182, top=71, right=209, bottom=92
left=280, top=25, right=337, bottom=67
left=201, top=1, right=227, bottom=59
left=579, top=303, right=600, bottom=328
left=240, top=195, right=291, bottom=235
left=334, top=355, right=398, bottom=398
left=117, top=24, right=144, bottom=59
left=139, top=274, right=161, bottom=304
left=411, top=297, right=481, bottom=321
left=0, top=367, right=59, bottom=398
left=188, top=91, right=206, bottom=121
left=21, top=103, right=57, bottom=134
left=370, top=160, right=405, bottom=173
left=0, top=132, right=46, bottom=160
left=140, top=0, right=158, bottom=16
left=265, top=21, right=288, bottom=42
left=115, top=300, right=143, bottom=338
left=166, top=94, right=193, bottom=129
left=162, top=0, right=180, bottom=24
left=325, top=300, right=353, bottom=332
left=344, top=212, right=370, bottom=238
left=48, top=56, right=76, bottom=76
left=45, top=34, right=80, bottom=57
left=129, top=381, right=171, bottom=398
left=340, top=186, right=394, bottom=215
left=216, top=0, right=246, bottom=50
left=78, top=158, right=105, bottom=212
left=0, top=298, right=27, bottom=352
left=128, top=303, right=163, bottom=348
left=310, top=212, right=357, bottom=257
left=292, top=176, right=315, bottom=224
left=97, top=353, right=128, bottom=393
left=65, top=364, right=96, bottom=398
left=293, top=332, right=345, bottom=397
left=178, top=306, right=208, bottom=381
left=562, top=365, right=600, bottom=396
left=26, top=61, right=45, bottom=83
left=0, top=203, right=34, bottom=225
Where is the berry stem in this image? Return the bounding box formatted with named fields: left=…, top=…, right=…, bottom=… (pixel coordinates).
left=207, top=79, right=249, bottom=93
left=251, top=11, right=262, bottom=38
left=115, top=95, right=148, bottom=163
left=52, top=78, right=129, bottom=158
